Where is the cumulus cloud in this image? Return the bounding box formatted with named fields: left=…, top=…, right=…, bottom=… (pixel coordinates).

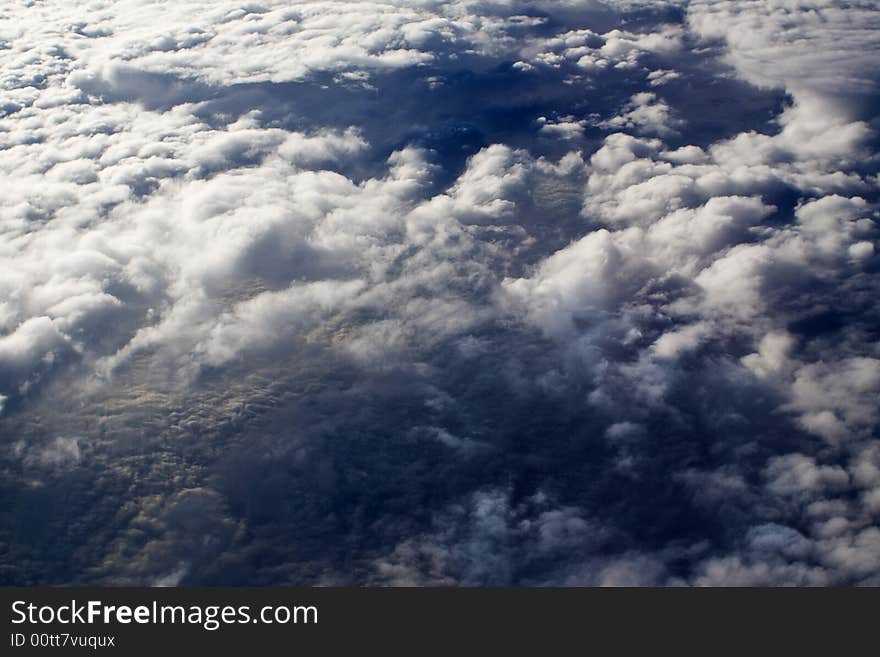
left=602, top=92, right=682, bottom=137
left=0, top=0, right=878, bottom=586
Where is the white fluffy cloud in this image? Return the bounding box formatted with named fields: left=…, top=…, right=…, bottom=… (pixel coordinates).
left=689, top=0, right=880, bottom=164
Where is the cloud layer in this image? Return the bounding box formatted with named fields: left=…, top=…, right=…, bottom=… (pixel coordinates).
left=1, top=0, right=878, bottom=585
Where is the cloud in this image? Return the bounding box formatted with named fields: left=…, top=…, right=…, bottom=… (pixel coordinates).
left=602, top=92, right=682, bottom=137
left=0, top=0, right=878, bottom=586
left=688, top=0, right=880, bottom=163
left=372, top=489, right=609, bottom=585
left=19, top=436, right=84, bottom=469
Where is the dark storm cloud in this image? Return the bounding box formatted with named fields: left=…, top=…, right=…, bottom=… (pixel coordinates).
left=1, top=0, right=878, bottom=586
